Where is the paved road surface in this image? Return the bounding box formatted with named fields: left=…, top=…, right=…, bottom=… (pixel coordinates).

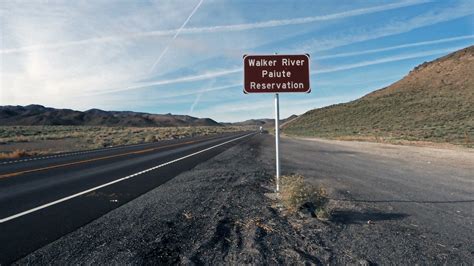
left=275, top=136, right=473, bottom=255
left=0, top=132, right=254, bottom=264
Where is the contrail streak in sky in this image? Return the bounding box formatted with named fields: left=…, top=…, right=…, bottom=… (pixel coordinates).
left=1, top=0, right=431, bottom=54
left=190, top=78, right=216, bottom=114
left=317, top=35, right=474, bottom=60
left=313, top=46, right=466, bottom=74
left=149, top=0, right=204, bottom=73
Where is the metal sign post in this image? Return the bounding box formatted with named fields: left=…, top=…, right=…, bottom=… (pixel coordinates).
left=243, top=54, right=311, bottom=193
left=274, top=93, right=281, bottom=192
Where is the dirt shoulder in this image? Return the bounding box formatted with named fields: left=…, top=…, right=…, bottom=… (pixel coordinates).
left=284, top=135, right=474, bottom=169
left=18, top=134, right=473, bottom=264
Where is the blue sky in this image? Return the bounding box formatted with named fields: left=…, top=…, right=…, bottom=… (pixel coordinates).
left=1, top=0, right=473, bottom=122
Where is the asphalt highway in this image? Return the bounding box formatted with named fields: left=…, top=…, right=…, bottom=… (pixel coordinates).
left=0, top=131, right=255, bottom=264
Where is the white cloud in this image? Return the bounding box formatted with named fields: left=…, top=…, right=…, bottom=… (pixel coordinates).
left=189, top=77, right=215, bottom=114
left=1, top=0, right=472, bottom=122
left=149, top=0, right=204, bottom=73
left=297, top=1, right=474, bottom=53
left=0, top=1, right=201, bottom=106
left=314, top=46, right=467, bottom=74
left=0, top=0, right=432, bottom=55
left=178, top=0, right=432, bottom=34
left=97, top=3, right=474, bottom=96
left=84, top=68, right=241, bottom=96
left=96, top=44, right=466, bottom=96
left=168, top=83, right=240, bottom=99
left=317, top=35, right=474, bottom=59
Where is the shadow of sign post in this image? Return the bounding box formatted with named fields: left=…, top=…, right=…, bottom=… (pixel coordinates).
left=243, top=54, right=311, bottom=192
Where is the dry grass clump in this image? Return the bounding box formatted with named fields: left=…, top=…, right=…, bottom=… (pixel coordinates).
left=280, top=174, right=329, bottom=219
left=182, top=211, right=193, bottom=220
left=235, top=218, right=275, bottom=233
left=0, top=149, right=37, bottom=159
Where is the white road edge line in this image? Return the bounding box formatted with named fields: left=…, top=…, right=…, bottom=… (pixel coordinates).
left=0, top=133, right=254, bottom=224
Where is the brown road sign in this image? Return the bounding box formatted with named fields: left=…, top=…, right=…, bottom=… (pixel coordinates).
left=243, top=54, right=311, bottom=94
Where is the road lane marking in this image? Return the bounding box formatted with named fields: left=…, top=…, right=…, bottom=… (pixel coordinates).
left=0, top=142, right=195, bottom=179
left=0, top=133, right=254, bottom=223
left=0, top=134, right=229, bottom=179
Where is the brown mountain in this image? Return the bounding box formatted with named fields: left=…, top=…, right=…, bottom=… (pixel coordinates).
left=283, top=46, right=474, bottom=145
left=234, top=115, right=298, bottom=128
left=0, top=105, right=221, bottom=127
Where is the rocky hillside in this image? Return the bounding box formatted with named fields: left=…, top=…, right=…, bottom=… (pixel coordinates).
left=0, top=105, right=221, bottom=127
left=283, top=46, right=474, bottom=146
left=234, top=115, right=298, bottom=128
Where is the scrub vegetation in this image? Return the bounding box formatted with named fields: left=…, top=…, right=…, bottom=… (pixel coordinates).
left=0, top=125, right=252, bottom=156
left=283, top=46, right=474, bottom=147
left=280, top=174, right=329, bottom=219
left=0, top=149, right=44, bottom=159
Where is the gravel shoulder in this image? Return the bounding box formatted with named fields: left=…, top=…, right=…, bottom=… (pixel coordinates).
left=18, top=134, right=473, bottom=264
left=18, top=135, right=330, bottom=264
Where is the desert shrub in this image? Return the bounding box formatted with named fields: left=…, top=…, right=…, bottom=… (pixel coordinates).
left=0, top=149, right=35, bottom=159
left=280, top=174, right=328, bottom=215
left=144, top=134, right=152, bottom=141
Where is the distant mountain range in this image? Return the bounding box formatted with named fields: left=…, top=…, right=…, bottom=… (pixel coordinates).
left=231, top=115, right=298, bottom=128
left=283, top=46, right=474, bottom=145
left=0, top=105, right=221, bottom=127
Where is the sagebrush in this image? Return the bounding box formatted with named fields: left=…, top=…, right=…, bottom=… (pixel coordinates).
left=280, top=174, right=328, bottom=216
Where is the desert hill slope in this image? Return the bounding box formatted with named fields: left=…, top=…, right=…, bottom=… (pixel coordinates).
left=0, top=105, right=221, bottom=127
left=283, top=46, right=474, bottom=145
left=233, top=115, right=298, bottom=128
